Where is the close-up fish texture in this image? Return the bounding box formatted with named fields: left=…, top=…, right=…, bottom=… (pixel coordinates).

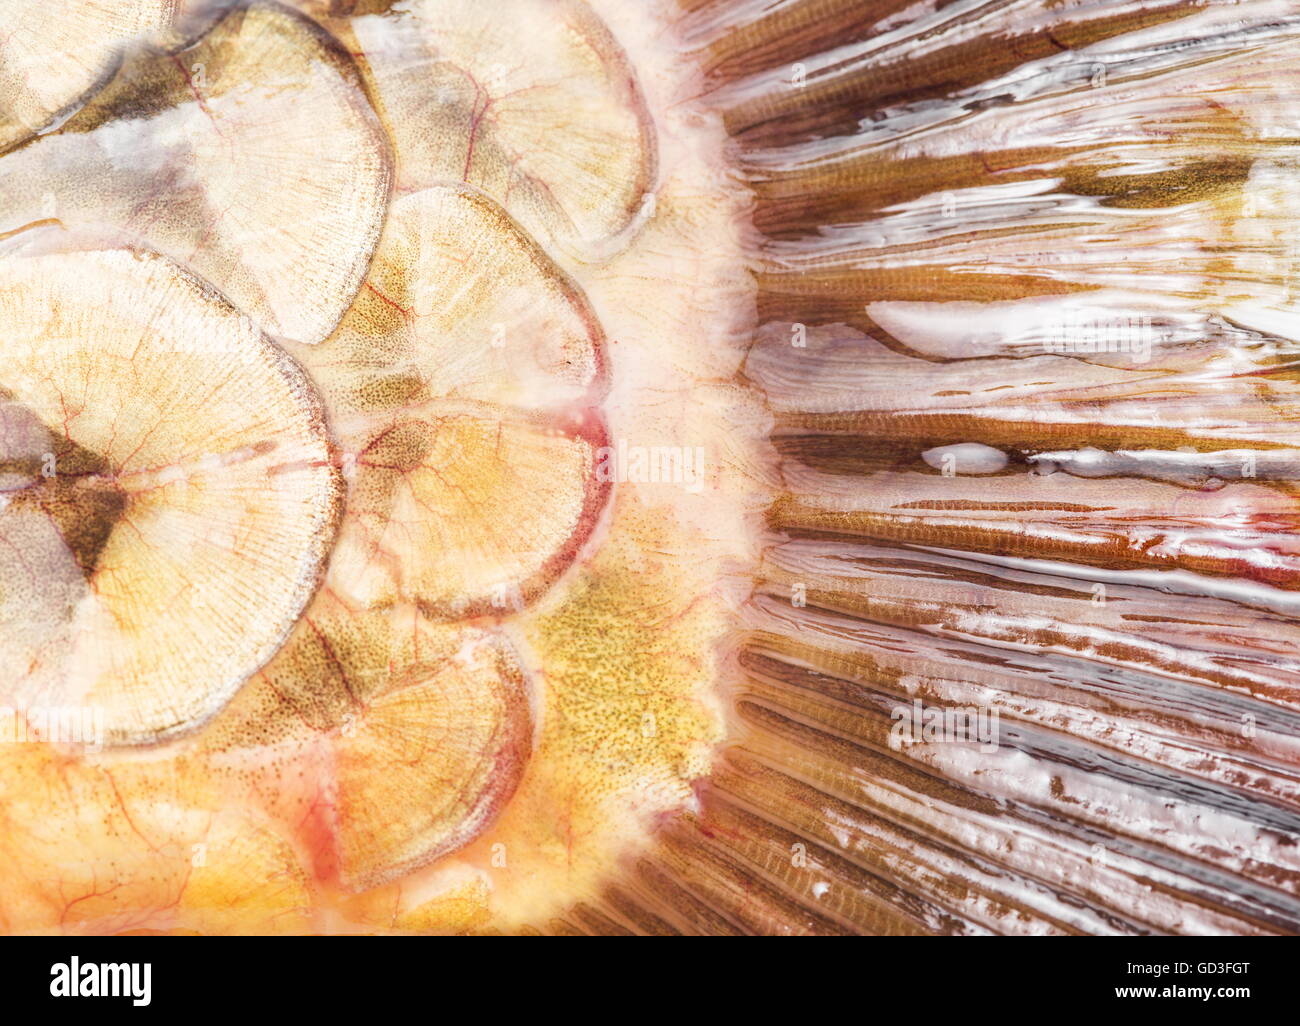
left=0, top=0, right=1298, bottom=942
